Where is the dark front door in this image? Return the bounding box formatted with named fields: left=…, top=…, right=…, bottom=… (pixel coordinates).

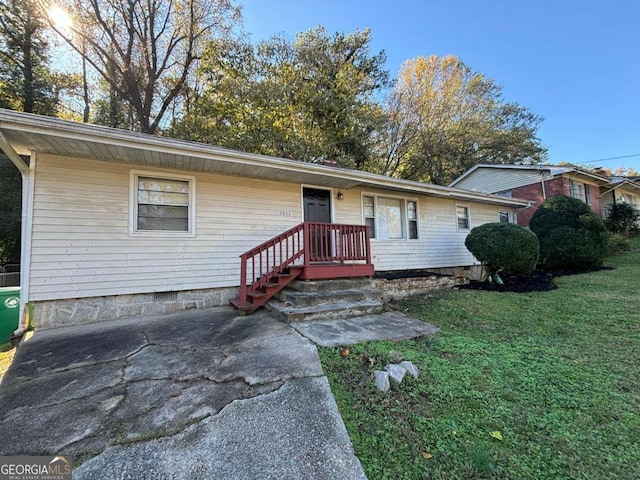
left=303, top=188, right=332, bottom=223
left=303, top=188, right=332, bottom=260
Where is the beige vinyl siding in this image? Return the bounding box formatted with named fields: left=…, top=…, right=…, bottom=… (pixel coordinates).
left=29, top=155, right=302, bottom=301
left=29, top=156, right=514, bottom=301
left=335, top=188, right=505, bottom=271
left=454, top=167, right=550, bottom=193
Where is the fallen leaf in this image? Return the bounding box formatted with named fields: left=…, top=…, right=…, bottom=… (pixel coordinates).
left=490, top=431, right=503, bottom=441
left=340, top=348, right=350, bottom=358
left=422, top=452, right=433, bottom=459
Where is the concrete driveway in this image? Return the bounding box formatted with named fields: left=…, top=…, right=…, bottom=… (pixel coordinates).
left=0, top=307, right=366, bottom=479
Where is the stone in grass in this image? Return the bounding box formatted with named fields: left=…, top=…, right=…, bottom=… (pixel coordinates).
left=384, top=363, right=406, bottom=385
left=373, top=370, right=390, bottom=392
left=399, top=360, right=419, bottom=379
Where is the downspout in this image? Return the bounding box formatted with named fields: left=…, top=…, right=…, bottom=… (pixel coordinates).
left=15, top=152, right=36, bottom=339
left=0, top=132, right=33, bottom=340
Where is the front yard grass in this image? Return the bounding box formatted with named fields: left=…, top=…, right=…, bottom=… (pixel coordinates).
left=320, top=237, right=640, bottom=479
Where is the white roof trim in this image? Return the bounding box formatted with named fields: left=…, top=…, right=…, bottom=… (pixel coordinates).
left=450, top=163, right=611, bottom=187
left=0, top=109, right=528, bottom=207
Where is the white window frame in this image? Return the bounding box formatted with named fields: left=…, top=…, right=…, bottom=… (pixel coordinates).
left=570, top=180, right=589, bottom=204
left=584, top=184, right=591, bottom=206
left=129, top=170, right=196, bottom=237
left=406, top=199, right=419, bottom=240
left=362, top=193, right=420, bottom=241
left=456, top=204, right=470, bottom=230
left=499, top=210, right=511, bottom=223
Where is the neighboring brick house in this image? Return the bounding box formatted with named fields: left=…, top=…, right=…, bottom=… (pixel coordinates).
left=449, top=165, right=614, bottom=227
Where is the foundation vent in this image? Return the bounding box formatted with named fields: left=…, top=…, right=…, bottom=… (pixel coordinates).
left=153, top=291, right=178, bottom=302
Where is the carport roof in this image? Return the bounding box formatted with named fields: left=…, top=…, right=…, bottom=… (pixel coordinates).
left=0, top=109, right=528, bottom=207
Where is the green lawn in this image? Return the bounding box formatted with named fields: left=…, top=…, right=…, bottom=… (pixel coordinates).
left=320, top=238, right=640, bottom=479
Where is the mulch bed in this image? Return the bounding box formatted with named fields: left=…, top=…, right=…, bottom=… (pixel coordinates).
left=458, top=267, right=614, bottom=293
left=374, top=269, right=447, bottom=280
left=458, top=271, right=556, bottom=293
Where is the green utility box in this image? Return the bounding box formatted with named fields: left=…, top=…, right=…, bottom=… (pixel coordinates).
left=0, top=287, right=20, bottom=344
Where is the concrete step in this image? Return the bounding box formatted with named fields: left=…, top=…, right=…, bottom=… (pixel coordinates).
left=289, top=278, right=375, bottom=293
left=274, top=288, right=381, bottom=308
left=266, top=298, right=384, bottom=323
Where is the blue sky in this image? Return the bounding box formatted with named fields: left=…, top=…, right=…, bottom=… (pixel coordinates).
left=239, top=0, right=640, bottom=172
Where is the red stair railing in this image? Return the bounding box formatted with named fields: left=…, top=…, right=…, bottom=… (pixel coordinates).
left=237, top=222, right=371, bottom=308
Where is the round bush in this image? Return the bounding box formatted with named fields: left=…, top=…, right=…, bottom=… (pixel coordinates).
left=465, top=222, right=539, bottom=276
left=529, top=195, right=608, bottom=270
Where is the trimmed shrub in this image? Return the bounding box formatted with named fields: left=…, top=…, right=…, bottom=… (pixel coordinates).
left=465, top=222, right=539, bottom=277
left=606, top=202, right=639, bottom=235
left=530, top=195, right=608, bottom=270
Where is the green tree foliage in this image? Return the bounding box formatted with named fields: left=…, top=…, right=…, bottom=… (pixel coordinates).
left=0, top=154, right=21, bottom=264
left=171, top=26, right=389, bottom=168
left=606, top=202, right=639, bottom=235
left=378, top=55, right=547, bottom=185
left=465, top=222, right=539, bottom=277
left=530, top=195, right=608, bottom=270
left=0, top=0, right=56, bottom=114
left=50, top=0, right=241, bottom=133
left=0, top=0, right=69, bottom=268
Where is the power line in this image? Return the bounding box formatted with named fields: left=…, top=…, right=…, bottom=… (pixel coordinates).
left=573, top=153, right=640, bottom=165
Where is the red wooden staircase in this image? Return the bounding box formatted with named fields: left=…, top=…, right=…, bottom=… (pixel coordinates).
left=230, top=222, right=373, bottom=314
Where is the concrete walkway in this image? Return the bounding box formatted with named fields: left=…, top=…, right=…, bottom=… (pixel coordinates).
left=293, top=311, right=439, bottom=347
left=0, top=307, right=439, bottom=479
left=0, top=308, right=365, bottom=479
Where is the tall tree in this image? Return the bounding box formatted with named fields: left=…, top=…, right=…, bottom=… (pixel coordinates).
left=171, top=26, right=389, bottom=169
left=0, top=0, right=56, bottom=114
left=379, top=55, right=547, bottom=185
left=0, top=155, right=21, bottom=265
left=48, top=0, right=241, bottom=133
left=0, top=0, right=66, bottom=267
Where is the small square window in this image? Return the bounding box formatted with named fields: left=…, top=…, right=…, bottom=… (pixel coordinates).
left=456, top=206, right=470, bottom=229
left=132, top=172, right=195, bottom=235
left=499, top=210, right=510, bottom=223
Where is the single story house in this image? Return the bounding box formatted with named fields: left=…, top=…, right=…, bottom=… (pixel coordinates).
left=448, top=164, right=636, bottom=227
left=0, top=110, right=528, bottom=331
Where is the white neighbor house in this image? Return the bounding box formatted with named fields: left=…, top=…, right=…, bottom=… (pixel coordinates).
left=0, top=110, right=528, bottom=332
